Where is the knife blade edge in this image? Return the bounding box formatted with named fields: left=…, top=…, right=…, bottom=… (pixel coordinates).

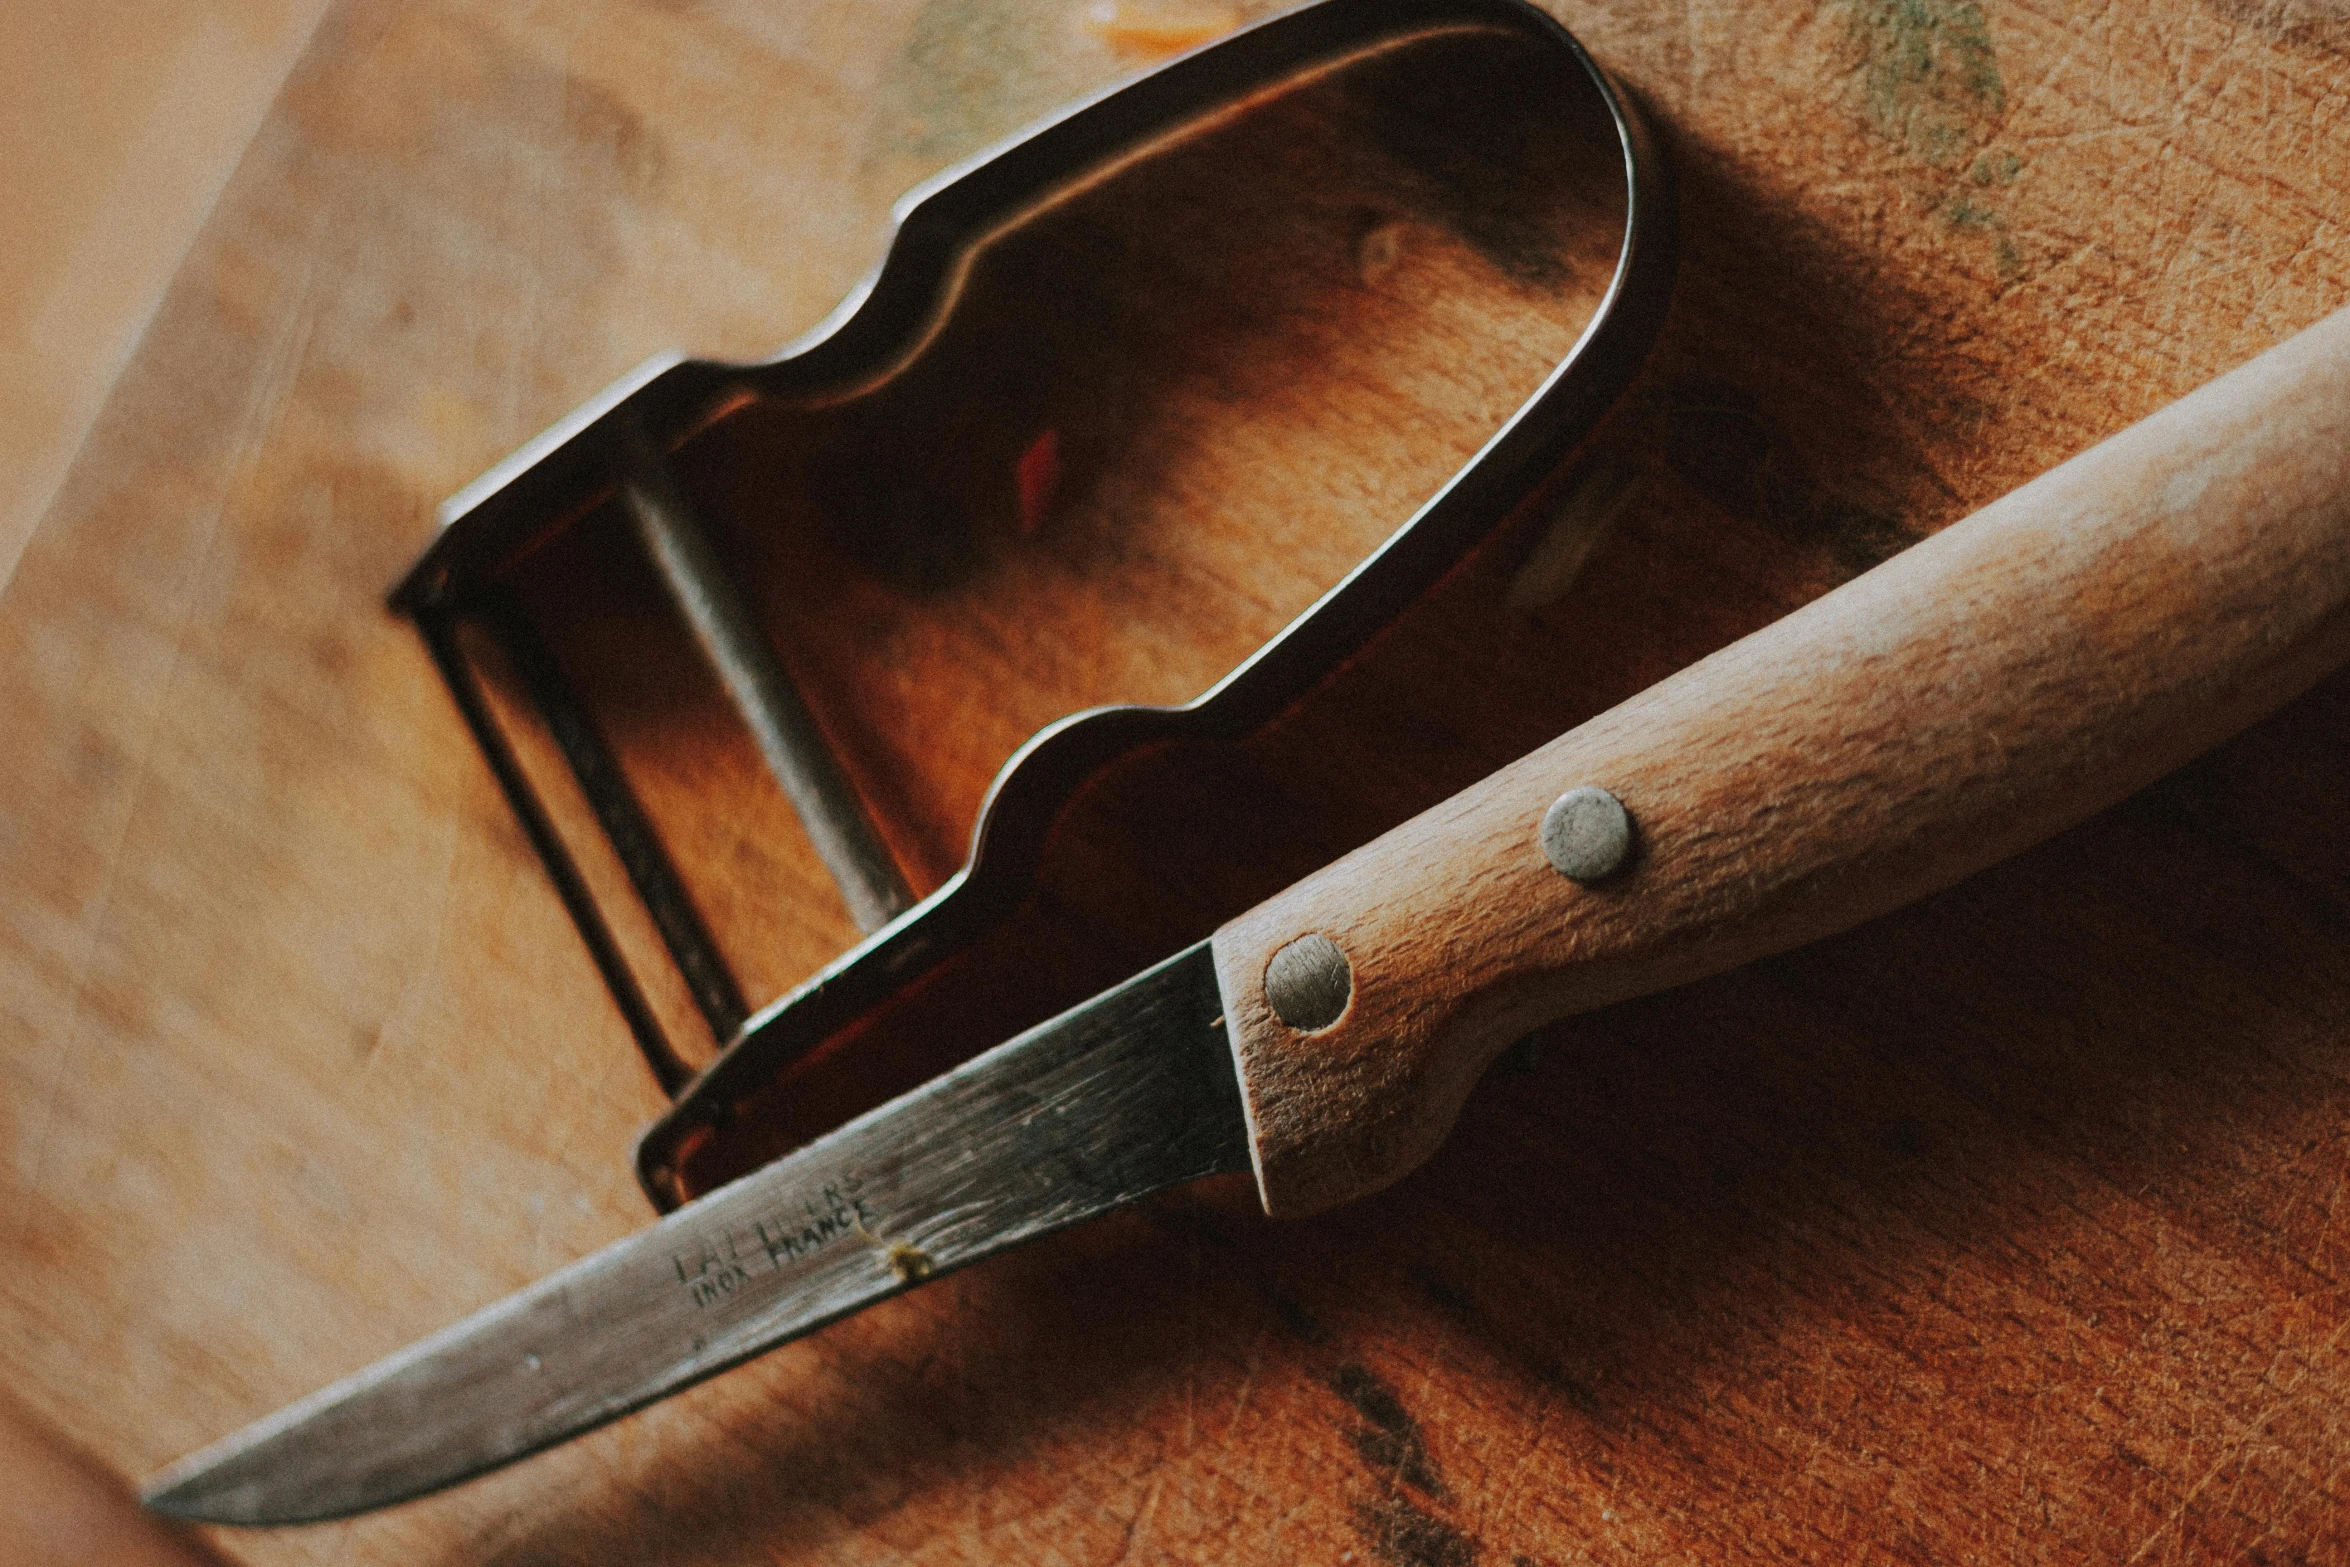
left=143, top=940, right=1246, bottom=1525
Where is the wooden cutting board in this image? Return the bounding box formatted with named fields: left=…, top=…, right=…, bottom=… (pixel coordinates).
left=5, top=1, right=2348, bottom=1561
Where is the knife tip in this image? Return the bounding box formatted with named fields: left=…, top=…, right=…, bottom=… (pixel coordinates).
left=139, top=1445, right=323, bottom=1527
left=139, top=1458, right=250, bottom=1525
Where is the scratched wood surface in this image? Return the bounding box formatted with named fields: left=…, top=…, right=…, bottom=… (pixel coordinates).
left=3, top=1, right=2349, bottom=1563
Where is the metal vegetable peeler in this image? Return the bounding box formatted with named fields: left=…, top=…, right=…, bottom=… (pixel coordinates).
left=386, top=0, right=1674, bottom=1212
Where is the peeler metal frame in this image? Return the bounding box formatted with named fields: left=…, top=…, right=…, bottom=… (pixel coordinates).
left=388, top=0, right=1675, bottom=1209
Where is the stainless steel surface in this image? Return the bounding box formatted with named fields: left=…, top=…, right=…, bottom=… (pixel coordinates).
left=621, top=430, right=916, bottom=934
left=1540, top=785, right=1632, bottom=883
left=1263, top=933, right=1353, bottom=1031
left=628, top=0, right=1677, bottom=1204
left=142, top=943, right=1245, bottom=1525
left=381, top=0, right=1676, bottom=1203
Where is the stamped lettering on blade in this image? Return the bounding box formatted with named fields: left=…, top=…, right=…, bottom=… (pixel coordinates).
left=669, top=1178, right=875, bottom=1309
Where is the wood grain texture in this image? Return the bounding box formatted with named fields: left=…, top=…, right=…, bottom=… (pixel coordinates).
left=4, top=0, right=2350, bottom=1563
left=0, top=1396, right=226, bottom=1567
left=1215, top=304, right=2350, bottom=1217
left=0, top=0, right=332, bottom=592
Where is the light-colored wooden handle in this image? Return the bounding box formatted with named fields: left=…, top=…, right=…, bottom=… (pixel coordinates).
left=1213, top=305, right=2350, bottom=1218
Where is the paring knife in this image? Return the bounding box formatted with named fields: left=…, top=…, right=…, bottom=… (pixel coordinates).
left=146, top=305, right=2350, bottom=1525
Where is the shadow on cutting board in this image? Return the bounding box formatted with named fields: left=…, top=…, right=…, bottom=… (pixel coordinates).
left=438, top=85, right=2350, bottom=1565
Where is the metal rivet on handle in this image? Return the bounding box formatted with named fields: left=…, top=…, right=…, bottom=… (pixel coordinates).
left=1265, top=934, right=1353, bottom=1032
left=1541, top=786, right=1633, bottom=883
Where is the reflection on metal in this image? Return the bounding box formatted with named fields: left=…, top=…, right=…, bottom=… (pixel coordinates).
left=387, top=0, right=1678, bottom=1205
left=618, top=430, right=916, bottom=935
left=143, top=944, right=1245, bottom=1523
left=1264, top=933, right=1353, bottom=1031
left=1539, top=785, right=1633, bottom=884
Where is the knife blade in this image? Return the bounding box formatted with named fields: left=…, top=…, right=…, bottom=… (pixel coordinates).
left=145, top=304, right=2350, bottom=1524
left=143, top=945, right=1243, bottom=1524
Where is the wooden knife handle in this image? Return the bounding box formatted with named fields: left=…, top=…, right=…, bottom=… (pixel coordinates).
left=1212, top=306, right=2350, bottom=1218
